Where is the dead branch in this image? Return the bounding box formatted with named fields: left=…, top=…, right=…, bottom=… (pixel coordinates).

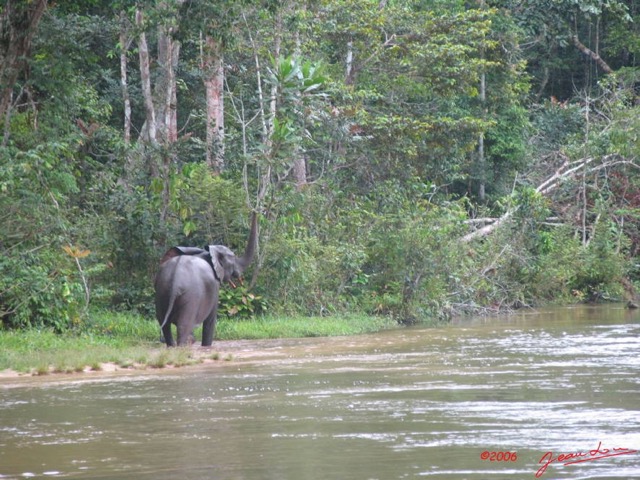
left=572, top=36, right=614, bottom=74
left=536, top=157, right=594, bottom=195
left=461, top=155, right=639, bottom=242
left=463, top=218, right=497, bottom=225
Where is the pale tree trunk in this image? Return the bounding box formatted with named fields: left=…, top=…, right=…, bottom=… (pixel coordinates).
left=581, top=95, right=591, bottom=247
left=155, top=29, right=180, bottom=144
left=134, top=3, right=184, bottom=233
left=345, top=38, right=355, bottom=85
left=0, top=0, right=48, bottom=127
left=264, top=9, right=282, bottom=195
left=241, top=11, right=270, bottom=206
left=344, top=0, right=388, bottom=88
left=136, top=8, right=157, bottom=146
left=136, top=7, right=182, bottom=147
left=256, top=7, right=282, bottom=205
left=268, top=16, right=281, bottom=149
left=155, top=26, right=181, bottom=225
left=247, top=6, right=280, bottom=151
left=164, top=35, right=180, bottom=143
left=292, top=27, right=307, bottom=190
left=292, top=156, right=307, bottom=190
left=202, top=34, right=225, bottom=173
left=477, top=70, right=486, bottom=202
left=477, top=0, right=486, bottom=203
left=118, top=12, right=132, bottom=144
left=242, top=12, right=268, bottom=145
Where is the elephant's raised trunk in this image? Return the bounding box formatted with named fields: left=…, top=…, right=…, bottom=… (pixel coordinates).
left=237, top=211, right=258, bottom=272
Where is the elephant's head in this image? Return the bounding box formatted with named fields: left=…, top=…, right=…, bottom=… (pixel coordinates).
left=206, top=212, right=258, bottom=284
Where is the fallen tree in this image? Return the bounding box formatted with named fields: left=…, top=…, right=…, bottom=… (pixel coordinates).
left=462, top=154, right=638, bottom=242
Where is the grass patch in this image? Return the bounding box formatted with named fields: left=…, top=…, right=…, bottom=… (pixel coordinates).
left=0, top=309, right=396, bottom=375
left=0, top=326, right=157, bottom=375
left=148, top=348, right=199, bottom=369
left=216, top=313, right=396, bottom=340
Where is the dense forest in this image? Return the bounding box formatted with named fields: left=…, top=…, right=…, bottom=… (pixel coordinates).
left=2, top=0, right=640, bottom=331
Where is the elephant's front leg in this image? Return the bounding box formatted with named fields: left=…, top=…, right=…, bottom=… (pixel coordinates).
left=201, top=288, right=219, bottom=347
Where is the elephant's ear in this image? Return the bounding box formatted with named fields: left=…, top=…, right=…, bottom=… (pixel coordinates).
left=205, top=245, right=224, bottom=282
left=159, top=246, right=207, bottom=265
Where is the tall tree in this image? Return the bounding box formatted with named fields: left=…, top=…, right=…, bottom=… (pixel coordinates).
left=202, top=32, right=225, bottom=172
left=118, top=11, right=133, bottom=144
left=136, top=7, right=157, bottom=146
left=498, top=0, right=630, bottom=99
left=136, top=1, right=183, bottom=147
left=185, top=0, right=248, bottom=174
left=0, top=0, right=48, bottom=133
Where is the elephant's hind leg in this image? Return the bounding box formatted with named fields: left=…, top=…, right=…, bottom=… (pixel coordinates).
left=162, top=322, right=176, bottom=347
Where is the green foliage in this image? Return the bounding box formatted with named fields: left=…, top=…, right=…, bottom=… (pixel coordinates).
left=256, top=187, right=370, bottom=315
left=219, top=286, right=268, bottom=318
left=3, top=0, right=640, bottom=335
left=0, top=134, right=96, bottom=329
left=257, top=182, right=471, bottom=322
left=170, top=163, right=251, bottom=245
left=363, top=188, right=468, bottom=322
left=521, top=226, right=626, bottom=302
left=578, top=219, right=628, bottom=298
left=0, top=251, right=79, bottom=331
left=101, top=182, right=160, bottom=313
left=530, top=100, right=585, bottom=156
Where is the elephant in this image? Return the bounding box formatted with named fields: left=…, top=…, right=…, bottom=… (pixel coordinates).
left=154, top=213, right=258, bottom=347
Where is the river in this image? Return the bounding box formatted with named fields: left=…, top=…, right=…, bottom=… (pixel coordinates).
left=1, top=305, right=639, bottom=479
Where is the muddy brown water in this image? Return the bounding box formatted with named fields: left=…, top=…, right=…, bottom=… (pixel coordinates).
left=1, top=305, right=639, bottom=479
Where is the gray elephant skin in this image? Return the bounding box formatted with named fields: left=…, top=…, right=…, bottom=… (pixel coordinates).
left=154, top=213, right=258, bottom=347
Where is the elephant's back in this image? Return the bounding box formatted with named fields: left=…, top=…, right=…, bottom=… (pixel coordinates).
left=155, top=255, right=216, bottom=294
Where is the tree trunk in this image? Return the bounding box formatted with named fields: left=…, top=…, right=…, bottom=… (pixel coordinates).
left=292, top=156, right=307, bottom=190
left=268, top=16, right=281, bottom=149
left=118, top=12, right=132, bottom=144
left=136, top=8, right=157, bottom=146
left=256, top=7, right=282, bottom=205
left=154, top=27, right=180, bottom=145
left=241, top=11, right=270, bottom=206
left=345, top=38, right=355, bottom=85
left=0, top=0, right=48, bottom=123
left=203, top=34, right=225, bottom=173
left=168, top=42, right=179, bottom=143
left=476, top=0, right=486, bottom=203
left=292, top=27, right=307, bottom=190
left=477, top=70, right=486, bottom=202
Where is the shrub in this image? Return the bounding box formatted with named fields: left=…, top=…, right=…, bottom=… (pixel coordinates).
left=0, top=249, right=87, bottom=331
left=219, top=285, right=268, bottom=318
left=364, top=204, right=467, bottom=322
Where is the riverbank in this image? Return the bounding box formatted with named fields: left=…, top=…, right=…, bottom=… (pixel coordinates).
left=0, top=310, right=398, bottom=377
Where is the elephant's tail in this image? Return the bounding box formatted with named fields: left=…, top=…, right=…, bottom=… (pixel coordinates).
left=157, top=257, right=182, bottom=330
left=159, top=290, right=176, bottom=330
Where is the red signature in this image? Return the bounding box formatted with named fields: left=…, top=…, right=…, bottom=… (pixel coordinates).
left=535, top=442, right=638, bottom=478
